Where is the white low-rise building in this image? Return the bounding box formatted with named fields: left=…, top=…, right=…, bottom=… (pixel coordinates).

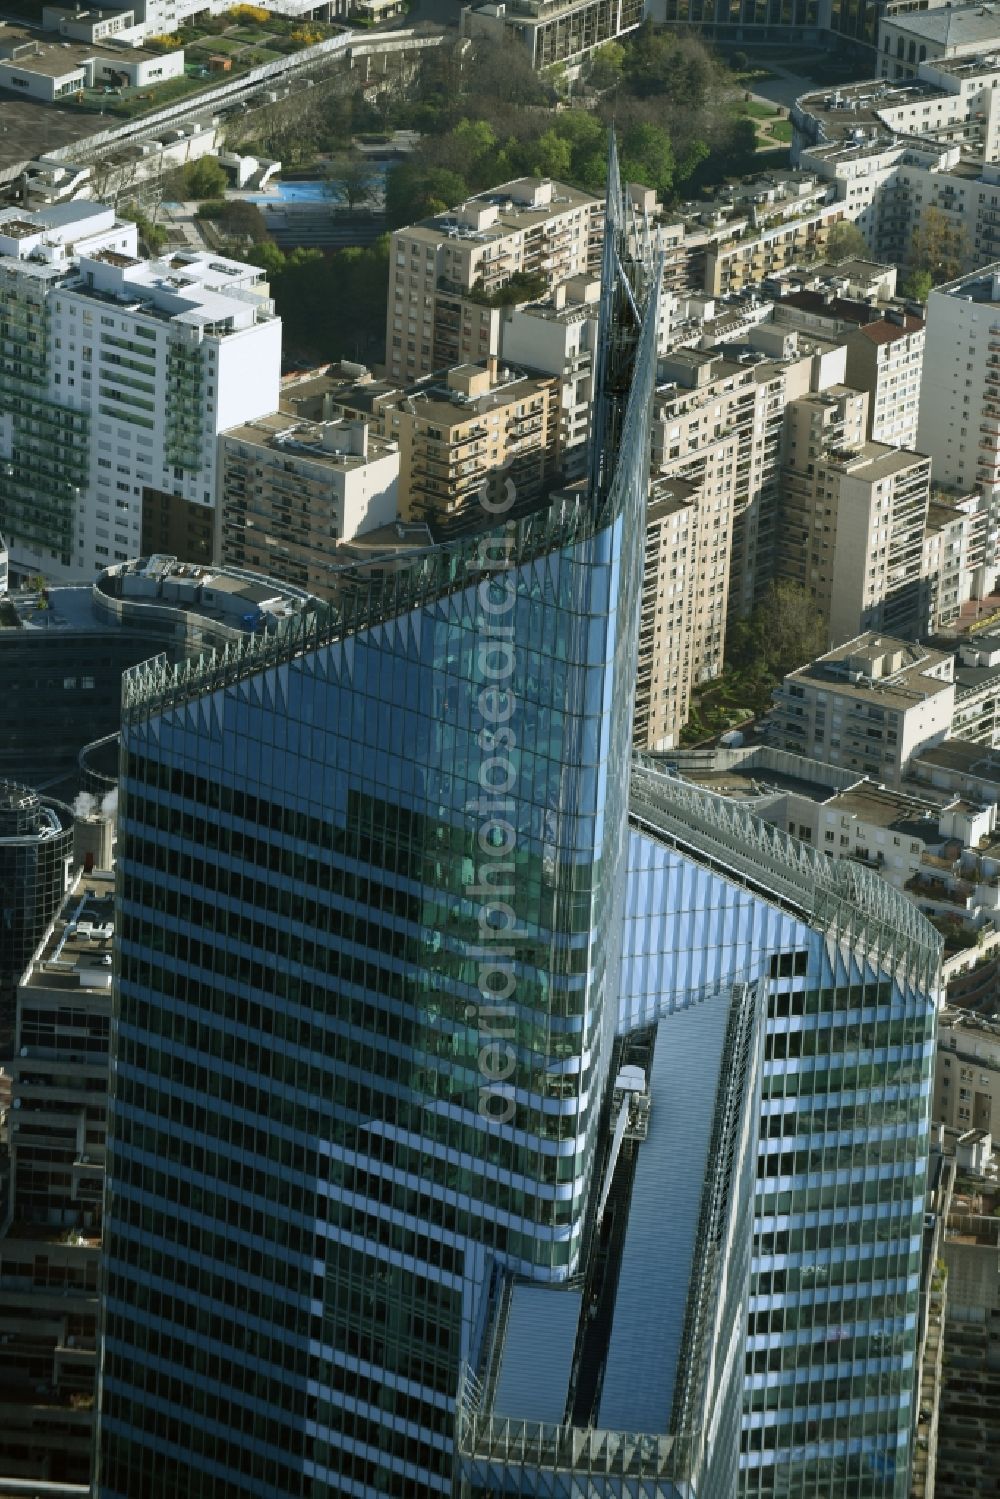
left=0, top=22, right=183, bottom=101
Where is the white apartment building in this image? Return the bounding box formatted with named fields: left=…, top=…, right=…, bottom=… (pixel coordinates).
left=794, top=56, right=1000, bottom=271
left=771, top=633, right=956, bottom=785
left=917, top=265, right=1000, bottom=592
left=93, top=0, right=339, bottom=36
left=845, top=312, right=925, bottom=448
left=877, top=5, right=1000, bottom=83
left=919, top=264, right=1000, bottom=493
left=0, top=203, right=279, bottom=583
left=922, top=491, right=988, bottom=632
left=386, top=179, right=602, bottom=383
left=499, top=275, right=599, bottom=481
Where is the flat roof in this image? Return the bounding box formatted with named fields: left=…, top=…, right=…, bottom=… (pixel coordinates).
left=23, top=867, right=116, bottom=995
left=401, top=176, right=599, bottom=245
left=914, top=739, right=1000, bottom=780
left=855, top=314, right=923, bottom=344
left=887, top=5, right=1000, bottom=45
left=222, top=411, right=397, bottom=468
left=825, top=783, right=942, bottom=839
left=787, top=634, right=953, bottom=708
left=934, top=264, right=1000, bottom=304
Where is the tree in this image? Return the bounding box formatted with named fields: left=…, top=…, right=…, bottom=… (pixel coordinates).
left=196, top=198, right=270, bottom=243
left=825, top=219, right=871, bottom=261
left=119, top=201, right=167, bottom=254
left=620, top=121, right=675, bottom=197
left=521, top=129, right=573, bottom=181
left=899, top=266, right=933, bottom=303
left=908, top=205, right=968, bottom=285
left=183, top=156, right=229, bottom=200
left=728, top=581, right=827, bottom=682
left=588, top=43, right=624, bottom=91
left=385, top=163, right=468, bottom=228
left=324, top=156, right=375, bottom=211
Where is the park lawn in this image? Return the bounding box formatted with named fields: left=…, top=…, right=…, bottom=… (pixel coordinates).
left=740, top=100, right=784, bottom=120
left=766, top=120, right=793, bottom=142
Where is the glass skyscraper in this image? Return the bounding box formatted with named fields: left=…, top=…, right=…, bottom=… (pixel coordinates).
left=95, top=139, right=940, bottom=1499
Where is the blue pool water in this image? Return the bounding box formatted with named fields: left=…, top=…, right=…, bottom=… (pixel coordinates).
left=249, top=170, right=387, bottom=205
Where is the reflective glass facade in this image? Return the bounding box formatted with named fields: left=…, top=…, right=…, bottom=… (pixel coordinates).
left=96, top=144, right=664, bottom=1498
left=94, top=137, right=938, bottom=1499
left=627, top=768, right=940, bottom=1499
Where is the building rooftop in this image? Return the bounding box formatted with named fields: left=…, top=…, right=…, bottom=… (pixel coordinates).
left=0, top=21, right=173, bottom=73
left=854, top=314, right=923, bottom=344
left=913, top=738, right=1000, bottom=781
left=825, top=441, right=928, bottom=479
left=1, top=558, right=318, bottom=642
left=402, top=177, right=598, bottom=247
left=392, top=365, right=553, bottom=424
left=886, top=3, right=1000, bottom=45
left=933, top=264, right=1000, bottom=304
left=786, top=633, right=954, bottom=709
left=222, top=411, right=397, bottom=470
left=825, top=782, right=943, bottom=841
left=23, top=868, right=115, bottom=995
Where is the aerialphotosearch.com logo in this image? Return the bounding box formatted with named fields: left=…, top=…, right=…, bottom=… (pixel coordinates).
left=466, top=468, right=521, bottom=1127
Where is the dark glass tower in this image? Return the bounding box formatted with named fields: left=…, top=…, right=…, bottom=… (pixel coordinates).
left=94, top=139, right=940, bottom=1499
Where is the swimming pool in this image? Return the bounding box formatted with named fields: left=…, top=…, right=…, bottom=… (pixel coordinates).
left=249, top=171, right=387, bottom=205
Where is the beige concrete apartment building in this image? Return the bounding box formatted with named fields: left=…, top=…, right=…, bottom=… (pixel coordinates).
left=779, top=388, right=931, bottom=645
left=844, top=312, right=925, bottom=449
left=633, top=473, right=734, bottom=752
left=384, top=360, right=560, bottom=528
left=934, top=1009, right=1000, bottom=1134
left=218, top=413, right=399, bottom=598
left=652, top=333, right=845, bottom=631
left=386, top=178, right=602, bottom=383
left=771, top=634, right=956, bottom=785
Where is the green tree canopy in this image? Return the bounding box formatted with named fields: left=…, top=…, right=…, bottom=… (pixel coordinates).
left=825, top=219, right=871, bottom=261
left=899, top=266, right=933, bottom=302
left=183, top=156, right=229, bottom=200
left=728, top=581, right=827, bottom=682
left=620, top=121, right=675, bottom=197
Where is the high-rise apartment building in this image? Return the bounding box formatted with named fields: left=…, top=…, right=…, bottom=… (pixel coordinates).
left=94, top=142, right=941, bottom=1499
left=780, top=389, right=932, bottom=644
left=0, top=868, right=113, bottom=1486
left=0, top=204, right=279, bottom=583
left=386, top=360, right=561, bottom=528
left=499, top=276, right=600, bottom=482
left=918, top=267, right=1000, bottom=596
left=650, top=333, right=832, bottom=645
left=218, top=413, right=399, bottom=596
left=845, top=312, right=925, bottom=449
left=385, top=178, right=602, bottom=383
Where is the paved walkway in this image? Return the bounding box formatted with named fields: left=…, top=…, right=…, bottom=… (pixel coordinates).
left=157, top=200, right=210, bottom=250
